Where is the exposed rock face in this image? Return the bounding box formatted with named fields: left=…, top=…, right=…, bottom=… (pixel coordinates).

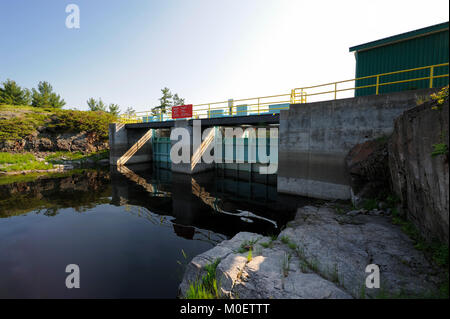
left=346, top=138, right=391, bottom=205
left=179, top=206, right=443, bottom=299
left=0, top=131, right=108, bottom=153
left=178, top=231, right=351, bottom=299
left=388, top=101, right=449, bottom=242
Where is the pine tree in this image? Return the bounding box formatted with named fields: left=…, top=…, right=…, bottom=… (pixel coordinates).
left=0, top=79, right=31, bottom=105
left=31, top=81, right=65, bottom=108
left=124, top=107, right=136, bottom=116
left=86, top=97, right=107, bottom=112
left=173, top=93, right=185, bottom=106
left=108, top=103, right=120, bottom=115
left=158, top=87, right=173, bottom=114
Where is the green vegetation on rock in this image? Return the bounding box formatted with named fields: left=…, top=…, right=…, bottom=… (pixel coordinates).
left=0, top=104, right=116, bottom=142
left=185, top=259, right=220, bottom=299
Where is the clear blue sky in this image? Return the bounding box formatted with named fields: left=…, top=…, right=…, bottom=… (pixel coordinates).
left=0, top=0, right=448, bottom=112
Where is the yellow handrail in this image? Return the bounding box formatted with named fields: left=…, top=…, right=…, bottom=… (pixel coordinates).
left=118, top=62, right=449, bottom=123
left=292, top=62, right=449, bottom=103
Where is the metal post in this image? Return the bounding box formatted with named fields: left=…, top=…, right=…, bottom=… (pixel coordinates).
left=334, top=83, right=337, bottom=99
left=429, top=66, right=434, bottom=88
left=376, top=75, right=380, bottom=95
left=208, top=104, right=211, bottom=118
left=228, top=99, right=234, bottom=116
left=257, top=98, right=260, bottom=115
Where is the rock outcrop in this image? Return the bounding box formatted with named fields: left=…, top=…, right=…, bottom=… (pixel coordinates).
left=346, top=138, right=391, bottom=205
left=0, top=130, right=108, bottom=153
left=179, top=206, right=444, bottom=299
left=389, top=101, right=449, bottom=242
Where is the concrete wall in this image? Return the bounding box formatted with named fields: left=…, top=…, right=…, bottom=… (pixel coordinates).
left=278, top=89, right=437, bottom=200
left=109, top=123, right=153, bottom=165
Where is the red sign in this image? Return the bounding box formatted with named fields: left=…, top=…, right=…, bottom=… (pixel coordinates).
left=172, top=104, right=193, bottom=119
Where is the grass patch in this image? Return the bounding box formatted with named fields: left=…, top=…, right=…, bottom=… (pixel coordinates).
left=280, top=235, right=290, bottom=245
left=260, top=241, right=274, bottom=249
left=237, top=238, right=259, bottom=253
left=392, top=210, right=449, bottom=269
left=0, top=152, right=35, bottom=164
left=260, top=236, right=276, bottom=249
left=45, top=151, right=86, bottom=162
left=45, top=150, right=109, bottom=163
left=282, top=252, right=291, bottom=277
left=0, top=152, right=53, bottom=172
left=185, top=259, right=220, bottom=299
left=1, top=161, right=53, bottom=172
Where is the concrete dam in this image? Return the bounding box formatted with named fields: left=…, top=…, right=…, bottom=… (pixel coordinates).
left=109, top=88, right=436, bottom=200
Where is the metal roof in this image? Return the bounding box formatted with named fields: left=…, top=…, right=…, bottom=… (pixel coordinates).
left=349, top=21, right=449, bottom=52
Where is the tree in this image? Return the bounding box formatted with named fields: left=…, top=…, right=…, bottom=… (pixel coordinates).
left=158, top=87, right=173, bottom=114
left=87, top=97, right=106, bottom=112
left=155, top=87, right=185, bottom=114
left=173, top=93, right=185, bottom=107
left=31, top=81, right=66, bottom=108
left=0, top=79, right=31, bottom=105
left=124, top=106, right=136, bottom=116
left=108, top=103, right=120, bottom=116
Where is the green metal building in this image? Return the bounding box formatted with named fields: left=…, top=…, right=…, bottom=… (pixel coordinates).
left=349, top=22, right=449, bottom=96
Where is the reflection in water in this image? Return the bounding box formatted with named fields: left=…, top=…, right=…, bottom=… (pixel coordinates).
left=0, top=164, right=307, bottom=298
left=112, top=163, right=302, bottom=238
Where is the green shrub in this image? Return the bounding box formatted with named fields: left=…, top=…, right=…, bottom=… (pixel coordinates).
left=0, top=117, right=36, bottom=140
left=0, top=105, right=117, bottom=142
left=49, top=109, right=116, bottom=139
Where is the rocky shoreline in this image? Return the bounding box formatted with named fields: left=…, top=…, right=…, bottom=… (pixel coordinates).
left=179, top=205, right=446, bottom=299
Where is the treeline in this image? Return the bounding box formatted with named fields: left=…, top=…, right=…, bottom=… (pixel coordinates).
left=0, top=79, right=123, bottom=116
left=0, top=79, right=65, bottom=108
left=0, top=80, right=185, bottom=117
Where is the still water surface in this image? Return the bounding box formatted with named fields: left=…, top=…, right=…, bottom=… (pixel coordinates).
left=0, top=164, right=308, bottom=298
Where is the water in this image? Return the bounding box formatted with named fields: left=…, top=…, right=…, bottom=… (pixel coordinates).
left=0, top=164, right=308, bottom=298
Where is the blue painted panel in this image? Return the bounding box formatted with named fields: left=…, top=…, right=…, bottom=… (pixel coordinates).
left=268, top=103, right=289, bottom=114
left=234, top=105, right=247, bottom=117
left=209, top=109, right=225, bottom=118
